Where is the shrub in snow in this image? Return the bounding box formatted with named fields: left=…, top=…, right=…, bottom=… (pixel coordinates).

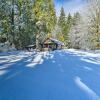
left=0, top=41, right=16, bottom=52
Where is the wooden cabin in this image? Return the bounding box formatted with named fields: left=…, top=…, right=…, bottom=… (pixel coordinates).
left=41, top=38, right=64, bottom=51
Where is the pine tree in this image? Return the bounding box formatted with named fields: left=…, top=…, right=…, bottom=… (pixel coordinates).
left=0, top=0, right=11, bottom=40
left=67, top=13, right=72, bottom=27
left=65, top=13, right=72, bottom=47
left=69, top=12, right=82, bottom=49
left=58, top=7, right=66, bottom=30
left=33, top=0, right=56, bottom=32
left=0, top=0, right=36, bottom=49
left=0, top=0, right=57, bottom=51
left=58, top=7, right=70, bottom=46
left=58, top=7, right=66, bottom=42
left=87, top=0, right=100, bottom=50
left=73, top=12, right=80, bottom=26
left=48, top=0, right=57, bottom=33
left=33, top=0, right=57, bottom=50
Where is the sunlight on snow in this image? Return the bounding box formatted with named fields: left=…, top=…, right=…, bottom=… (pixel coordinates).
left=0, top=51, right=35, bottom=71
left=83, top=66, right=93, bottom=71
left=0, top=70, right=8, bottom=76
left=81, top=58, right=100, bottom=65
left=75, top=77, right=100, bottom=100
left=65, top=49, right=100, bottom=65
left=26, top=52, right=46, bottom=68
left=26, top=52, right=54, bottom=68
left=66, top=49, right=100, bottom=58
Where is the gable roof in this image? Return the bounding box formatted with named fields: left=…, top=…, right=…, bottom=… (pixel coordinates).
left=50, top=38, right=64, bottom=45
left=43, top=38, right=64, bottom=45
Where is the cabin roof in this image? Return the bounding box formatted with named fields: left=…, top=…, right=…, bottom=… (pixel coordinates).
left=43, top=38, right=64, bottom=46
left=50, top=38, right=64, bottom=45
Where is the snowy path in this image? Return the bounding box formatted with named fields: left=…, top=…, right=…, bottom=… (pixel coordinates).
left=0, top=50, right=100, bottom=100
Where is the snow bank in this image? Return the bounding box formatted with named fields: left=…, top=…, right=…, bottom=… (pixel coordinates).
left=65, top=49, right=100, bottom=58
left=65, top=49, right=100, bottom=65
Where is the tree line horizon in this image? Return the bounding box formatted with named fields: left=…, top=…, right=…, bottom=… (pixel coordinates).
left=0, top=0, right=100, bottom=50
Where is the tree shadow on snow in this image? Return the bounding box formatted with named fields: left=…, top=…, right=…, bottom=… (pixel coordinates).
left=0, top=50, right=100, bottom=100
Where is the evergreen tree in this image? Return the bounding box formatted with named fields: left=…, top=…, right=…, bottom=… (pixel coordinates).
left=65, top=13, right=72, bottom=47
left=58, top=7, right=71, bottom=46
left=72, top=12, right=80, bottom=26
left=69, top=12, right=82, bottom=49
left=0, top=0, right=11, bottom=40
left=33, top=0, right=56, bottom=32
left=67, top=13, right=72, bottom=28
left=0, top=0, right=36, bottom=49
left=58, top=7, right=66, bottom=31
left=33, top=0, right=57, bottom=50
left=58, top=7, right=66, bottom=42
left=87, top=0, right=100, bottom=49
left=15, top=0, right=36, bottom=49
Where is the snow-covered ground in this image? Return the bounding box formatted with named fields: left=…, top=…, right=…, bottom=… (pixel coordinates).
left=65, top=49, right=100, bottom=65
left=0, top=49, right=100, bottom=100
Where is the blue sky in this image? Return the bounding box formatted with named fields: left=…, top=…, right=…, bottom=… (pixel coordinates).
left=54, top=0, right=87, bottom=16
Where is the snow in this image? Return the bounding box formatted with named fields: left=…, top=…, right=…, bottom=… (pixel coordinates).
left=83, top=66, right=93, bottom=71
left=26, top=52, right=44, bottom=67
left=65, top=49, right=100, bottom=58
left=0, top=49, right=100, bottom=100
left=0, top=42, right=16, bottom=52
left=50, top=38, right=64, bottom=45
left=0, top=51, right=37, bottom=76
left=0, top=70, right=8, bottom=76
left=65, top=49, right=100, bottom=64
left=75, top=77, right=100, bottom=100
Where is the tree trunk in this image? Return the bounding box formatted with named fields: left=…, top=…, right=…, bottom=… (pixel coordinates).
left=36, top=34, right=39, bottom=51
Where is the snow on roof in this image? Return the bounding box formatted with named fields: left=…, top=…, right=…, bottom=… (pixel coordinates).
left=50, top=38, right=64, bottom=45
left=26, top=44, right=36, bottom=47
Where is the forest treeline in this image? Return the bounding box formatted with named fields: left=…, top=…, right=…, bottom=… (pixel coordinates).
left=0, top=0, right=100, bottom=50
